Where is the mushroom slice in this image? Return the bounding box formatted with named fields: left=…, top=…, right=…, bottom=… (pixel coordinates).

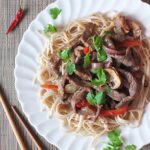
left=65, top=84, right=77, bottom=94
left=105, top=67, right=121, bottom=89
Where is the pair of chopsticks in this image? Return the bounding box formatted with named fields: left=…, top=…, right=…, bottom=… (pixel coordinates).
left=0, top=89, right=43, bottom=150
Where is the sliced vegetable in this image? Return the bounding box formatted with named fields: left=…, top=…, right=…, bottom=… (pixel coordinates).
left=66, top=61, right=75, bottom=75
left=49, top=7, right=62, bottom=19
left=83, top=47, right=89, bottom=54
left=125, top=145, right=136, bottom=150
left=91, top=68, right=107, bottom=86
left=65, top=84, right=77, bottom=93
left=59, top=48, right=70, bottom=62
left=41, top=84, right=58, bottom=91
left=105, top=67, right=121, bottom=89
left=100, top=105, right=128, bottom=117
left=117, top=39, right=142, bottom=48
left=83, top=53, right=90, bottom=68
left=44, top=24, right=57, bottom=33
left=86, top=91, right=105, bottom=106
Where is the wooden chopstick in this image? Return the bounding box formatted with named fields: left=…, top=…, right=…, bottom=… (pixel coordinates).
left=0, top=92, right=27, bottom=150
left=11, top=106, right=43, bottom=150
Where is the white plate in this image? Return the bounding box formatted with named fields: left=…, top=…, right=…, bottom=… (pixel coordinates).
left=14, top=0, right=150, bottom=149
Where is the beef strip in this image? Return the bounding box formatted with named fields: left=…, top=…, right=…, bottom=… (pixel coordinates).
left=116, top=69, right=139, bottom=108
left=113, top=15, right=142, bottom=39
left=120, top=48, right=140, bottom=71
left=66, top=74, right=90, bottom=88
left=49, top=53, right=61, bottom=75
left=75, top=66, right=92, bottom=81
left=70, top=87, right=91, bottom=111
left=108, top=90, right=127, bottom=101
left=105, top=47, right=140, bottom=71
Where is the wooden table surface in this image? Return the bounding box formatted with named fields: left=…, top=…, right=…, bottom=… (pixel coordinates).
left=0, top=0, right=150, bottom=150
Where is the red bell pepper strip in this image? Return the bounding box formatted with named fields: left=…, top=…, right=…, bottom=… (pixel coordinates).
left=117, top=40, right=142, bottom=48
left=100, top=105, right=128, bottom=117
left=6, top=0, right=23, bottom=34
left=83, top=47, right=89, bottom=54
left=75, top=99, right=128, bottom=117
left=41, top=84, right=58, bottom=92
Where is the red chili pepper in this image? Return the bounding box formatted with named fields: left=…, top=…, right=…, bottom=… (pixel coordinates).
left=41, top=84, right=58, bottom=92
left=117, top=40, right=142, bottom=48
left=75, top=99, right=128, bottom=117
left=6, top=1, right=23, bottom=34
left=83, top=47, right=89, bottom=54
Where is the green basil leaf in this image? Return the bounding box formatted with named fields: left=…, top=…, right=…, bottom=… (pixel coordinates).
left=125, top=145, right=136, bottom=150
left=59, top=48, right=70, bottom=62
left=86, top=92, right=96, bottom=105
left=44, top=24, right=57, bottom=33
left=49, top=7, right=62, bottom=19
left=83, top=53, right=90, bottom=68
left=66, top=61, right=75, bottom=75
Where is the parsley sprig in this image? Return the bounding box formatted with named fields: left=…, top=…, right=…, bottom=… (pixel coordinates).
left=86, top=91, right=105, bottom=106
left=102, top=129, right=136, bottom=150
left=91, top=68, right=107, bottom=86
left=43, top=24, right=57, bottom=33
left=59, top=48, right=70, bottom=62
left=83, top=53, right=90, bottom=68
left=49, top=7, right=62, bottom=19
left=90, top=35, right=107, bottom=62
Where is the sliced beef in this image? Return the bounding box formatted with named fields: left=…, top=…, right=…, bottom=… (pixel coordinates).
left=113, top=15, right=142, bottom=39
left=49, top=54, right=61, bottom=75
left=75, top=66, right=92, bottom=81
left=66, top=74, right=90, bottom=88
left=70, top=87, right=91, bottom=110
left=116, top=69, right=139, bottom=108
left=126, top=19, right=142, bottom=38
left=120, top=48, right=140, bottom=71
left=104, top=35, right=115, bottom=49
left=108, top=90, right=127, bottom=101
left=82, top=23, right=97, bottom=41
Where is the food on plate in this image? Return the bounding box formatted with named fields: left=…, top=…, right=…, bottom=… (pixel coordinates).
left=36, top=12, right=150, bottom=141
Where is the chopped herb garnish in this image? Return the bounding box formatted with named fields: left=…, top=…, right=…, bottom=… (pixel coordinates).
left=125, top=145, right=136, bottom=150
left=90, top=35, right=107, bottom=62
left=97, top=49, right=107, bottom=62
left=59, top=48, right=70, bottom=62
left=83, top=53, right=90, bottom=68
left=86, top=91, right=105, bottom=106
left=108, top=129, right=123, bottom=147
left=105, top=85, right=111, bottom=94
left=66, top=61, right=75, bottom=75
left=49, top=7, right=62, bottom=19
left=102, top=129, right=136, bottom=150
left=91, top=68, right=107, bottom=86
left=44, top=24, right=57, bottom=33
